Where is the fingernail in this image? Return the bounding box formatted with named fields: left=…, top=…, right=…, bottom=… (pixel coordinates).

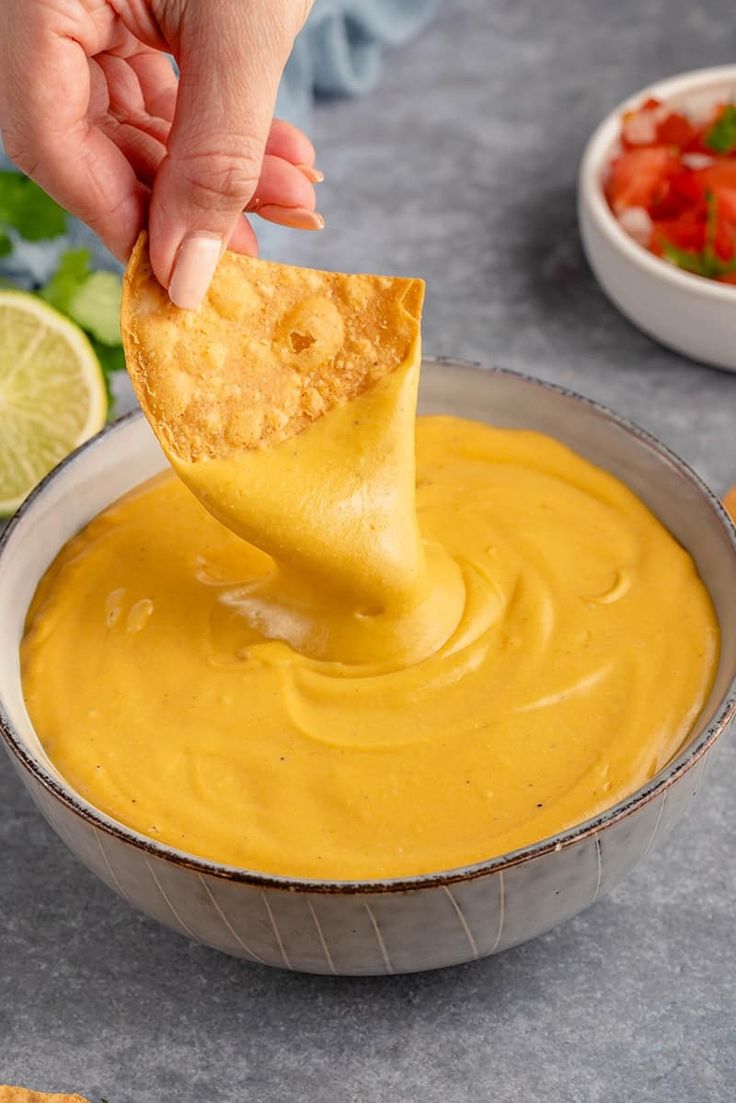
left=169, top=232, right=222, bottom=310
left=296, top=164, right=325, bottom=184
left=257, top=206, right=325, bottom=230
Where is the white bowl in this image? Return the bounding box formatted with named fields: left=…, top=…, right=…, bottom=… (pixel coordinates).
left=1, top=360, right=736, bottom=974
left=579, top=65, right=736, bottom=372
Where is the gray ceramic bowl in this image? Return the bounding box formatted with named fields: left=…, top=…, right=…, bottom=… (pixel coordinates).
left=1, top=359, right=735, bottom=975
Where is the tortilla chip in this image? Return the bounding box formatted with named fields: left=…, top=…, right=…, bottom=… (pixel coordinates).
left=0, top=1089, right=88, bottom=1103
left=122, top=233, right=424, bottom=462
left=724, top=485, right=736, bottom=521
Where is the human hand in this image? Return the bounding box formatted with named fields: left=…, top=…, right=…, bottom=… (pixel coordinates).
left=0, top=0, right=322, bottom=309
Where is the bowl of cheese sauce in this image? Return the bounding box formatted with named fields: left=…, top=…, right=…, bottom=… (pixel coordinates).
left=1, top=359, right=735, bottom=974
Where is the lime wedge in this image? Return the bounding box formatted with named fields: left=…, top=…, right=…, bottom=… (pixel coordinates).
left=0, top=289, right=108, bottom=514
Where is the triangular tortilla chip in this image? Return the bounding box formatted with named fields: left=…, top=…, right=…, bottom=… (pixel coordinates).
left=121, top=236, right=426, bottom=607
left=122, top=233, right=424, bottom=461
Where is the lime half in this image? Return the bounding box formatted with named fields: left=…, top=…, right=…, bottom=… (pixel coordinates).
left=0, top=290, right=108, bottom=514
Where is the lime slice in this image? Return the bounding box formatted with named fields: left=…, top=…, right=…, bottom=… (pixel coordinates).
left=0, top=289, right=108, bottom=514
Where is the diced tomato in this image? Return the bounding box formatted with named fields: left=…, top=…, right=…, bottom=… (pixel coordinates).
left=620, top=99, right=695, bottom=151
left=692, top=159, right=736, bottom=195
left=655, top=111, right=695, bottom=149
left=652, top=212, right=706, bottom=254
left=607, top=95, right=736, bottom=281
left=711, top=187, right=736, bottom=259
left=680, top=166, right=736, bottom=255
left=682, top=130, right=712, bottom=156
left=652, top=197, right=736, bottom=262
left=713, top=186, right=736, bottom=217
left=715, top=226, right=736, bottom=261
left=605, top=147, right=680, bottom=214
left=648, top=169, right=696, bottom=219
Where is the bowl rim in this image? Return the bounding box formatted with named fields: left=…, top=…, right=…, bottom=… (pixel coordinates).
left=579, top=63, right=736, bottom=301
left=1, top=357, right=735, bottom=894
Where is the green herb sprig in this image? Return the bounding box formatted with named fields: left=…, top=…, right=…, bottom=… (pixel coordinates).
left=0, top=170, right=126, bottom=410
left=704, top=104, right=736, bottom=154
left=0, top=170, right=68, bottom=240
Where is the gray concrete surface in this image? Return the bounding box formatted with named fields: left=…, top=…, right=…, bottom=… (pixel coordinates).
left=2, top=1, right=736, bottom=1099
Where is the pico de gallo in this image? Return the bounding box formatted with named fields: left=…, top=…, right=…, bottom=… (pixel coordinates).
left=605, top=96, right=736, bottom=282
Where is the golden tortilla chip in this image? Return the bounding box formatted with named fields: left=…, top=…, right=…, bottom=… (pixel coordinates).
left=0, top=1089, right=88, bottom=1103
left=724, top=485, right=736, bottom=521
left=121, top=233, right=424, bottom=462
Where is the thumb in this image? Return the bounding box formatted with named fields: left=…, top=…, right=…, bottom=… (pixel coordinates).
left=149, top=2, right=301, bottom=308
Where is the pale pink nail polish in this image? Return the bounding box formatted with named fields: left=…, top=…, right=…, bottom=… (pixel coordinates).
left=296, top=164, right=325, bottom=184
left=257, top=206, right=325, bottom=231
left=169, top=233, right=222, bottom=310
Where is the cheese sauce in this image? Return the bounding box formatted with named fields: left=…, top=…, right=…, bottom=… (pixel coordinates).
left=21, top=412, right=718, bottom=879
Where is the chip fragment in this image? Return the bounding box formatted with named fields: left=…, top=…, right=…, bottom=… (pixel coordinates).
left=0, top=1089, right=89, bottom=1103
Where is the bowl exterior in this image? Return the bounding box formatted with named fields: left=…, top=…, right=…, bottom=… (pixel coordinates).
left=6, top=742, right=719, bottom=975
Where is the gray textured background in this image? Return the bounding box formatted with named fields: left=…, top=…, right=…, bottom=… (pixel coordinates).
left=2, top=1, right=736, bottom=1100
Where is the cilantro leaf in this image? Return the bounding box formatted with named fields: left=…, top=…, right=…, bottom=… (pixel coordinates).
left=41, top=249, right=122, bottom=345
left=39, top=248, right=92, bottom=313
left=0, top=231, right=11, bottom=258
left=90, top=337, right=124, bottom=415
left=661, top=241, right=722, bottom=277
left=705, top=104, right=736, bottom=154
left=0, top=170, right=67, bottom=240
left=69, top=269, right=122, bottom=345
left=661, top=239, right=736, bottom=279
left=91, top=337, right=126, bottom=379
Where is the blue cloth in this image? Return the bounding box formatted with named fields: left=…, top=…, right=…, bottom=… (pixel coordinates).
left=278, top=0, right=439, bottom=127
left=0, top=0, right=437, bottom=283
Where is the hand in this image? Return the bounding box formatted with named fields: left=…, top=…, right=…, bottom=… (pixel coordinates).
left=0, top=0, right=322, bottom=308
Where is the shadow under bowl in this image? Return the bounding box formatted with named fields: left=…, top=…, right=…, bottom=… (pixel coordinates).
left=1, top=359, right=735, bottom=974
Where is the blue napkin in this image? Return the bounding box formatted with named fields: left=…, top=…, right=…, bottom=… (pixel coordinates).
left=277, top=0, right=439, bottom=127
left=0, top=0, right=437, bottom=283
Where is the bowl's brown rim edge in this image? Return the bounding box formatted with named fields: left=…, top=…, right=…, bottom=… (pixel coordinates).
left=1, top=357, right=735, bottom=895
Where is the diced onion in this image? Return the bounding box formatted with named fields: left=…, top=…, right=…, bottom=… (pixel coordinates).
left=681, top=152, right=714, bottom=170
left=621, top=106, right=666, bottom=146
left=617, top=206, right=653, bottom=245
